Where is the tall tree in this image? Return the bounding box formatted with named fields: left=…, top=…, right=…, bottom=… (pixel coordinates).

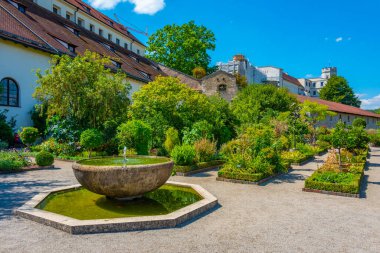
left=319, top=76, right=361, bottom=108
left=146, top=21, right=216, bottom=75
left=34, top=51, right=131, bottom=129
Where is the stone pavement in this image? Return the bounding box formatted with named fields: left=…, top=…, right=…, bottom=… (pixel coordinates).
left=1, top=149, right=380, bottom=253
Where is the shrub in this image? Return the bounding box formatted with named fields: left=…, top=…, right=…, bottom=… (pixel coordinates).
left=117, top=120, right=152, bottom=155
left=35, top=151, right=54, bottom=166
left=164, top=127, right=180, bottom=154
left=0, top=110, right=13, bottom=145
left=352, top=118, right=367, bottom=128
left=19, top=127, right=39, bottom=147
left=171, top=145, right=196, bottom=166
left=0, top=141, right=8, bottom=150
left=281, top=150, right=309, bottom=164
left=194, top=138, right=216, bottom=162
left=182, top=120, right=214, bottom=145
left=80, top=129, right=104, bottom=157
left=0, top=151, right=29, bottom=171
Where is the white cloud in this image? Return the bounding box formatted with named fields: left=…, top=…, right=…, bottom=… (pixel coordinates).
left=335, top=37, right=343, bottom=42
left=87, top=0, right=165, bottom=14
left=361, top=94, right=380, bottom=110
left=356, top=93, right=367, bottom=99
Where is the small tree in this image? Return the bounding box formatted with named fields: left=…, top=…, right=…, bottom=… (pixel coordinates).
left=164, top=127, right=180, bottom=154
left=300, top=100, right=336, bottom=144
left=117, top=120, right=152, bottom=155
left=192, top=67, right=207, bottom=79
left=352, top=118, right=367, bottom=129
left=19, top=127, right=39, bottom=148
left=330, top=121, right=348, bottom=169
left=80, top=129, right=104, bottom=157
left=234, top=73, right=248, bottom=90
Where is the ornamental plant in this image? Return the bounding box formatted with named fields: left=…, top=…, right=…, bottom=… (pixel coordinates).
left=170, top=145, right=196, bottom=166
left=19, top=127, right=39, bottom=147
left=194, top=138, right=216, bottom=162
left=35, top=151, right=54, bottom=166
left=164, top=127, right=180, bottom=155
left=80, top=129, right=104, bottom=157
left=117, top=120, right=152, bottom=155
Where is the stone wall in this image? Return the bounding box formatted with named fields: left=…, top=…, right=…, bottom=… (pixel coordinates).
left=201, top=71, right=238, bottom=101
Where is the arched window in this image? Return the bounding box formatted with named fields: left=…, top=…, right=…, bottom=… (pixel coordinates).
left=0, top=78, right=19, bottom=107
left=218, top=84, right=227, bottom=92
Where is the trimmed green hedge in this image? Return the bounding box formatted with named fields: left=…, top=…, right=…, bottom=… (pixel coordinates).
left=305, top=163, right=365, bottom=194
left=175, top=160, right=224, bottom=173
left=218, top=169, right=266, bottom=182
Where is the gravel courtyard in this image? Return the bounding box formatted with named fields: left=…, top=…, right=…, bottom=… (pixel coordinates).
left=1, top=148, right=380, bottom=253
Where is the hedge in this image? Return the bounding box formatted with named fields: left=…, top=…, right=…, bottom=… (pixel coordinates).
left=175, top=160, right=224, bottom=173
left=218, top=169, right=266, bottom=182
left=304, top=163, right=365, bottom=194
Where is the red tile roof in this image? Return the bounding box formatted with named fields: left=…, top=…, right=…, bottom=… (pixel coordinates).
left=158, top=64, right=202, bottom=91
left=296, top=95, right=380, bottom=119
left=283, top=73, right=303, bottom=88
left=0, top=0, right=165, bottom=83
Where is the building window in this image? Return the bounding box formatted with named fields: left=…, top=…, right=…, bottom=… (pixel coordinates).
left=18, top=4, right=26, bottom=13
left=218, top=84, right=227, bottom=92
left=330, top=116, right=333, bottom=122
left=66, top=12, right=73, bottom=21
left=320, top=82, right=324, bottom=87
left=312, top=82, right=316, bottom=87
left=108, top=34, right=112, bottom=41
left=347, top=115, right=350, bottom=122
left=53, top=5, right=60, bottom=15
left=313, top=91, right=316, bottom=96
left=89, top=24, right=95, bottom=32
left=116, top=38, right=120, bottom=45
left=137, top=49, right=140, bottom=55
left=68, top=44, right=76, bottom=53
left=77, top=18, right=84, bottom=27
left=0, top=78, right=19, bottom=107
left=124, top=43, right=129, bottom=49
left=99, top=29, right=103, bottom=37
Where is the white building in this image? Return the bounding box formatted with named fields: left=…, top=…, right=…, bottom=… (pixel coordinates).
left=0, top=0, right=164, bottom=130
left=298, top=67, right=337, bottom=97
left=217, top=54, right=255, bottom=84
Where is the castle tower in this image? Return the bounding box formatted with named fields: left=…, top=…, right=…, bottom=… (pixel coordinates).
left=321, top=67, right=337, bottom=79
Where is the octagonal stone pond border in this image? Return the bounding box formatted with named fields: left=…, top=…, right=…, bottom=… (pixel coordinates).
left=14, top=181, right=218, bottom=234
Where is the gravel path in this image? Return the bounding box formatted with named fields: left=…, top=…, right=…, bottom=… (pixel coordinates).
left=1, top=149, right=380, bottom=253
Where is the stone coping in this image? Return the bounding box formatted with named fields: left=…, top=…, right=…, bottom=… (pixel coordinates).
left=14, top=181, right=218, bottom=234
left=302, top=188, right=360, bottom=198
left=176, top=165, right=222, bottom=177
left=0, top=165, right=56, bottom=174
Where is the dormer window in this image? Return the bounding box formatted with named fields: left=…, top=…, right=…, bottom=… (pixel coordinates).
left=65, top=26, right=79, bottom=36
left=54, top=37, right=76, bottom=53
left=68, top=44, right=76, bottom=53
left=100, top=42, right=115, bottom=53
left=108, top=20, right=114, bottom=26
left=83, top=5, right=91, bottom=13
left=112, top=61, right=122, bottom=69
left=18, top=4, right=26, bottom=13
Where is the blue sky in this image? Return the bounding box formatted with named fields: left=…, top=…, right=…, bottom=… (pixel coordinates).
left=85, top=0, right=380, bottom=109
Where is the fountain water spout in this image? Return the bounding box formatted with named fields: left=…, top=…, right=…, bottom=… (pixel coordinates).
left=123, top=146, right=128, bottom=168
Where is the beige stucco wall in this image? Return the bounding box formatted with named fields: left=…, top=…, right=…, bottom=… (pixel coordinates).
left=316, top=112, right=379, bottom=129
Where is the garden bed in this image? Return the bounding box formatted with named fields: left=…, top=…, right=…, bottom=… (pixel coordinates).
left=304, top=162, right=365, bottom=198
left=0, top=165, right=56, bottom=174
left=174, top=160, right=224, bottom=176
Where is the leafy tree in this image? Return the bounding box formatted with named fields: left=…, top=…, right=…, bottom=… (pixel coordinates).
left=0, top=110, right=13, bottom=145
left=117, top=120, right=152, bottom=155
left=34, top=51, right=131, bottom=129
left=146, top=21, right=216, bottom=75
left=164, top=127, right=180, bottom=154
left=192, top=66, right=207, bottom=79
left=182, top=120, right=214, bottom=145
left=20, top=127, right=39, bottom=147
left=319, top=76, right=361, bottom=107
left=129, top=76, right=223, bottom=147
left=234, top=73, right=248, bottom=89
left=330, top=121, right=348, bottom=168
left=347, top=126, right=369, bottom=151
left=31, top=105, right=47, bottom=138
left=80, top=129, right=104, bottom=157
left=231, top=84, right=298, bottom=125
left=352, top=118, right=367, bottom=129
left=300, top=101, right=336, bottom=144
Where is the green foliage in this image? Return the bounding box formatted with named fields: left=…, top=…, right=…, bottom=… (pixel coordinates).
left=192, top=66, right=206, bottom=79
left=234, top=73, right=248, bottom=89
left=130, top=76, right=229, bottom=148
left=19, top=127, right=39, bottom=146
left=305, top=171, right=362, bottom=194
left=80, top=129, right=104, bottom=156
left=35, top=151, right=54, bottom=166
left=368, top=129, right=380, bottom=147
left=0, top=141, right=8, bottom=150
left=319, top=76, right=361, bottom=108
left=164, top=127, right=180, bottom=154
left=352, top=118, right=367, bottom=128
left=330, top=121, right=348, bottom=150
left=34, top=51, right=131, bottom=130
left=35, top=138, right=76, bottom=156
left=146, top=21, right=216, bottom=75
left=194, top=138, right=216, bottom=162
left=0, top=110, right=13, bottom=145
left=170, top=145, right=196, bottom=166
left=231, top=84, right=297, bottom=125
left=346, top=126, right=370, bottom=151
left=174, top=160, right=224, bottom=174
left=182, top=120, right=213, bottom=145
left=31, top=105, right=47, bottom=138
left=117, top=120, right=152, bottom=155
left=46, top=115, right=82, bottom=143
left=281, top=151, right=310, bottom=164
left=0, top=152, right=29, bottom=171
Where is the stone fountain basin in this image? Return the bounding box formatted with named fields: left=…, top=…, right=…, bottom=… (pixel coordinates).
left=72, top=156, right=174, bottom=199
